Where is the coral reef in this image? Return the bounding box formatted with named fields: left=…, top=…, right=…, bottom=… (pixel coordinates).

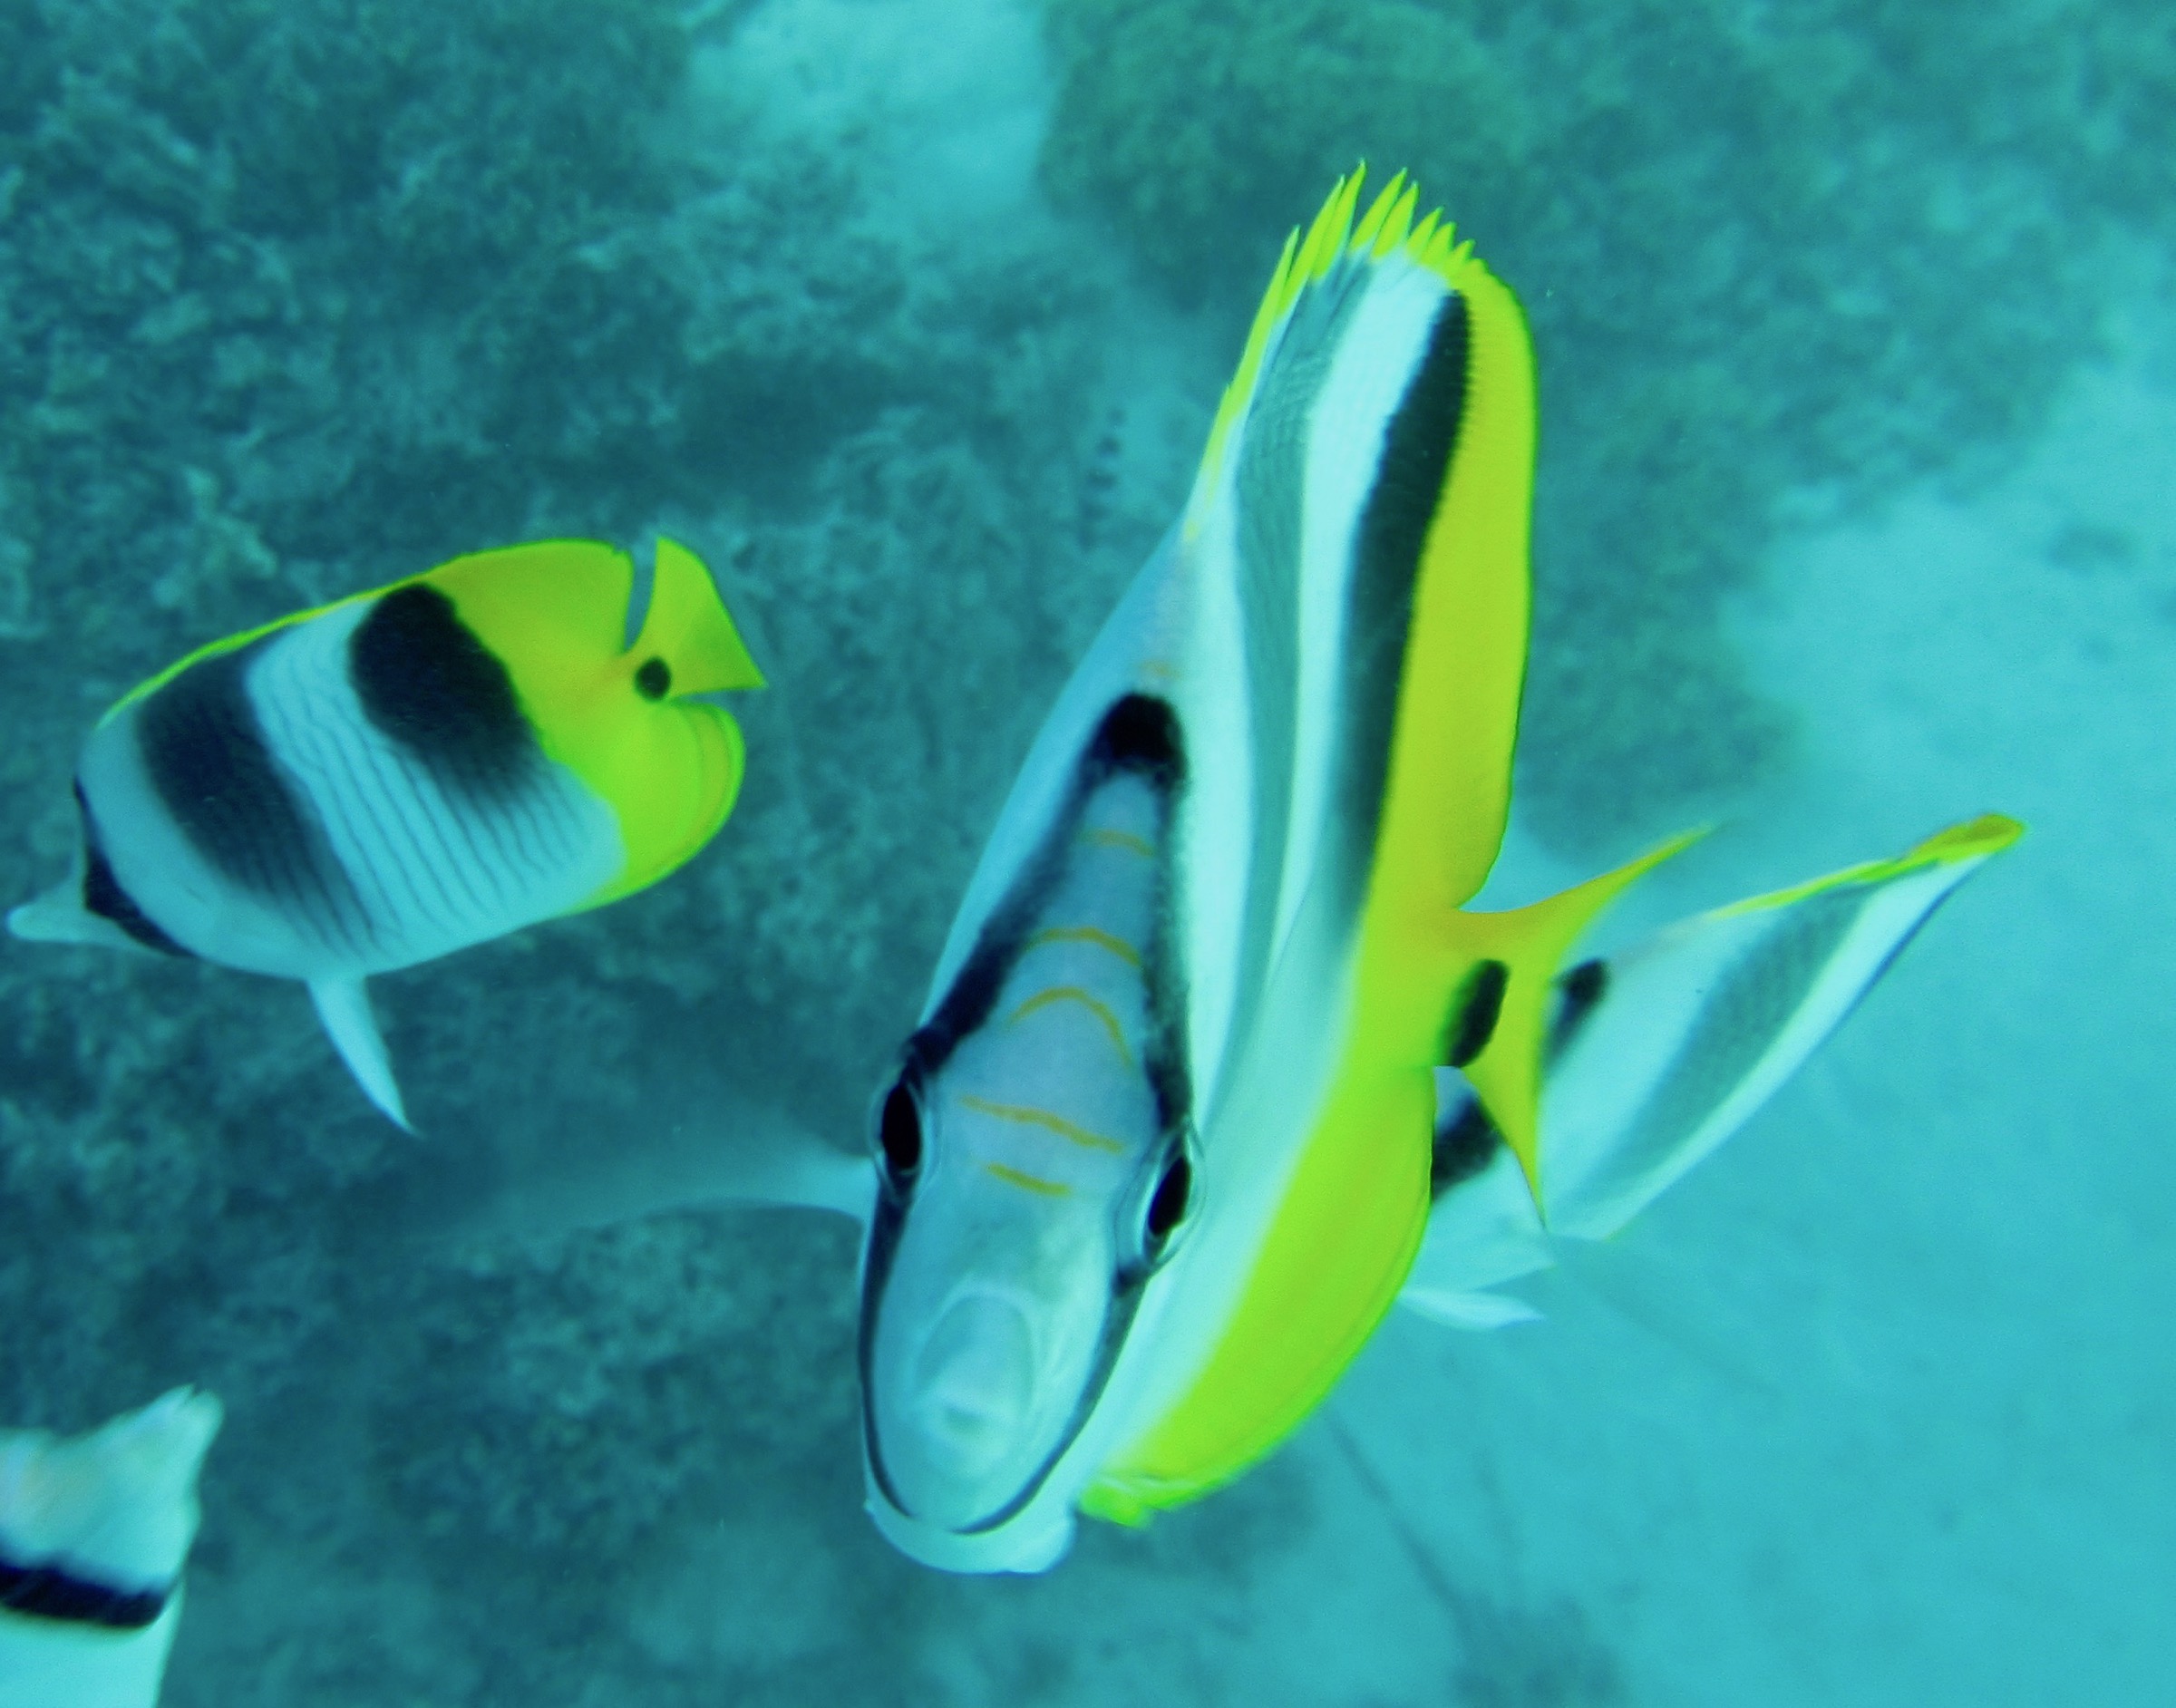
left=1039, top=0, right=2176, bottom=844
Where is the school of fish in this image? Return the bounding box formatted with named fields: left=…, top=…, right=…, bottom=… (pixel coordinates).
left=0, top=170, right=2021, bottom=1698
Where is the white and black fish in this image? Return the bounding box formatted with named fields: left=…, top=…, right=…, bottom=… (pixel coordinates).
left=0, top=1388, right=221, bottom=1708
left=827, top=170, right=2024, bottom=1573
left=10, top=538, right=765, bottom=1126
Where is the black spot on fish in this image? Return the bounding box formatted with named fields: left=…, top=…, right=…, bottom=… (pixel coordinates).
left=635, top=655, right=671, bottom=701
left=0, top=1550, right=170, bottom=1631
left=1443, top=958, right=1509, bottom=1069
left=1548, top=956, right=1608, bottom=1063
left=73, top=782, right=192, bottom=956
left=1089, top=694, right=1185, bottom=792
left=350, top=583, right=538, bottom=803
left=1334, top=292, right=1473, bottom=907
left=135, top=641, right=365, bottom=946
left=1430, top=1089, right=1502, bottom=1199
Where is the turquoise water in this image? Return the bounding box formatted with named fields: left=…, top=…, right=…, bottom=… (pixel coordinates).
left=2, top=2, right=2169, bottom=1703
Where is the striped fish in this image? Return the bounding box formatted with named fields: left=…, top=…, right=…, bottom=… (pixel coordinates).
left=845, top=171, right=2024, bottom=1574
left=0, top=1389, right=221, bottom=1708
left=9, top=538, right=764, bottom=1127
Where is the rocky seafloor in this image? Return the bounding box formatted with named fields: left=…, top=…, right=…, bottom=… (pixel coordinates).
left=1, top=1, right=2169, bottom=1703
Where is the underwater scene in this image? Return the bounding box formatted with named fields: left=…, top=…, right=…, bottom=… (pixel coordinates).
left=1, top=0, right=2170, bottom=1703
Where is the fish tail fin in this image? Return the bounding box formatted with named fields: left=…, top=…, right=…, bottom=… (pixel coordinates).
left=1448, top=829, right=1709, bottom=1199
left=8, top=873, right=108, bottom=946
left=1530, top=811, right=2023, bottom=1238
left=631, top=537, right=765, bottom=694
left=308, top=976, right=412, bottom=1131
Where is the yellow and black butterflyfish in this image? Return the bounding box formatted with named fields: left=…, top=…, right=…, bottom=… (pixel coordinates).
left=9, top=537, right=765, bottom=1127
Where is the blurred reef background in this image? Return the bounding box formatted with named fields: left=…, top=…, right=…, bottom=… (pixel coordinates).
left=0, top=1, right=2171, bottom=1703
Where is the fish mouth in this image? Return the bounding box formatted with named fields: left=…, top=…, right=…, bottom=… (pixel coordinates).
left=858, top=1199, right=1148, bottom=1538
left=860, top=1287, right=1121, bottom=1538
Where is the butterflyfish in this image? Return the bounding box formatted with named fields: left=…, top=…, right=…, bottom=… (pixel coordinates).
left=0, top=1388, right=222, bottom=1708
left=8, top=538, right=764, bottom=1128
left=840, top=170, right=2024, bottom=1573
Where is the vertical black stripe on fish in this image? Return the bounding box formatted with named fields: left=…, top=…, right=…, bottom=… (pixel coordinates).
left=73, top=782, right=193, bottom=956
left=349, top=584, right=540, bottom=807
left=0, top=1551, right=170, bottom=1630
left=133, top=641, right=368, bottom=949
left=1327, top=292, right=1473, bottom=913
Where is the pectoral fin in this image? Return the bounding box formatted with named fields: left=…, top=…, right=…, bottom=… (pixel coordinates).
left=1448, top=828, right=1707, bottom=1198
left=307, top=977, right=410, bottom=1131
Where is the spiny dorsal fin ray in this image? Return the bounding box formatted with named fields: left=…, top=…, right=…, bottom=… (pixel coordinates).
left=1184, top=165, right=1495, bottom=538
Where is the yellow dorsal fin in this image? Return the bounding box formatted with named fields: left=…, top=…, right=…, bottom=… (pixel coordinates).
left=631, top=537, right=765, bottom=693
left=1186, top=165, right=1488, bottom=534
left=1454, top=828, right=1709, bottom=1199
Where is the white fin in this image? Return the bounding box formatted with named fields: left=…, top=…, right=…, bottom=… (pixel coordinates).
left=7, top=870, right=137, bottom=953
left=0, top=1387, right=222, bottom=1708
left=393, top=1091, right=874, bottom=1252
left=1400, top=1124, right=1552, bottom=1328
left=308, top=976, right=410, bottom=1131
left=1399, top=1286, right=1543, bottom=1330
left=1404, top=814, right=2020, bottom=1325
left=1537, top=813, right=2020, bottom=1238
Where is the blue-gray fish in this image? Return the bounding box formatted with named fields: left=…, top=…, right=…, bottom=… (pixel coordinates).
left=0, top=1388, right=221, bottom=1708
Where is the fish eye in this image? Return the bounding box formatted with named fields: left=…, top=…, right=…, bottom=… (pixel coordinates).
left=1145, top=1150, right=1191, bottom=1244
left=635, top=656, right=672, bottom=700
left=876, top=1079, right=923, bottom=1187
left=1129, top=1140, right=1196, bottom=1275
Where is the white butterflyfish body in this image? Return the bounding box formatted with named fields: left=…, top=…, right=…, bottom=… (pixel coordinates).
left=0, top=1388, right=222, bottom=1708
left=10, top=538, right=764, bottom=1127
left=836, top=168, right=2023, bottom=1576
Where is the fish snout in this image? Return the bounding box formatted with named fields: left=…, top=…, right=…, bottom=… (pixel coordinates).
left=906, top=1291, right=1038, bottom=1483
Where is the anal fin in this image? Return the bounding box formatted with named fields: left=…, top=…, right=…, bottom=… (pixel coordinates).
left=308, top=977, right=411, bottom=1131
